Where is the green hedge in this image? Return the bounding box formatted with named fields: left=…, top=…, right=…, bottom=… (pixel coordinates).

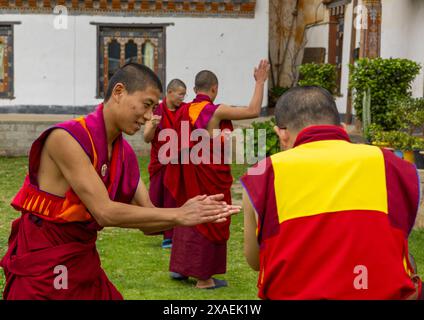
left=243, top=118, right=280, bottom=160
left=349, top=58, right=421, bottom=131
left=298, top=63, right=338, bottom=95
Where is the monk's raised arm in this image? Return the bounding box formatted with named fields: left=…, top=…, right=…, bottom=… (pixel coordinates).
left=45, top=129, right=238, bottom=232
left=212, top=59, right=270, bottom=121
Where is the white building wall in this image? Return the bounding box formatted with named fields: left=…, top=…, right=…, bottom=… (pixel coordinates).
left=304, top=23, right=329, bottom=62
left=405, top=1, right=424, bottom=98
left=380, top=0, right=424, bottom=98
left=380, top=0, right=413, bottom=59
left=0, top=1, right=268, bottom=109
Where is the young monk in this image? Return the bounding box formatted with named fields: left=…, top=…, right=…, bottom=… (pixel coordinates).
left=0, top=63, right=239, bottom=300
left=165, top=60, right=270, bottom=289
left=242, top=86, right=423, bottom=300
left=144, top=79, right=187, bottom=248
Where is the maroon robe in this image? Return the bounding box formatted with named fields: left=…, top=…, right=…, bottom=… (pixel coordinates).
left=148, top=99, right=184, bottom=239
left=1, top=104, right=140, bottom=300
left=165, top=94, right=233, bottom=280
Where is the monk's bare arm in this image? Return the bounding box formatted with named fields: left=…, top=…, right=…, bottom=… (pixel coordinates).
left=143, top=115, right=161, bottom=143
left=212, top=60, right=270, bottom=122
left=129, top=179, right=240, bottom=234
left=45, top=129, right=235, bottom=231
left=131, top=179, right=154, bottom=208
left=243, top=189, right=260, bottom=271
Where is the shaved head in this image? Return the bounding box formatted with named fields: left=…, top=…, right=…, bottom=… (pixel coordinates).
left=194, top=70, right=218, bottom=91
left=275, top=86, right=341, bottom=132
left=104, top=63, right=163, bottom=102
left=167, top=79, right=187, bottom=92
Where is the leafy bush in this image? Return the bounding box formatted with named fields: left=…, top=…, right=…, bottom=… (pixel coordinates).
left=349, top=58, right=421, bottom=131
left=369, top=125, right=424, bottom=151
left=269, top=86, right=289, bottom=108
left=368, top=97, right=424, bottom=151
left=243, top=118, right=280, bottom=160
left=386, top=97, right=424, bottom=136
left=298, top=63, right=338, bottom=95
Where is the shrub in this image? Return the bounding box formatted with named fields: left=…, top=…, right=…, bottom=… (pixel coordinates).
left=243, top=118, right=280, bottom=160
left=298, top=63, right=338, bottom=95
left=386, top=97, right=424, bottom=136
left=269, top=86, right=289, bottom=108
left=349, top=58, right=421, bottom=131
left=370, top=127, right=424, bottom=151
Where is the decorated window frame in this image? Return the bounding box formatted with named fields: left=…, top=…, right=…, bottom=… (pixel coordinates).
left=0, top=23, right=17, bottom=99
left=94, top=23, right=169, bottom=99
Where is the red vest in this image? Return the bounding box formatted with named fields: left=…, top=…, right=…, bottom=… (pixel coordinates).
left=241, top=126, right=421, bottom=300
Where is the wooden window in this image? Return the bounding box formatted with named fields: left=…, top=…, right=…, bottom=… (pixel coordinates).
left=0, top=24, right=14, bottom=99
left=302, top=47, right=326, bottom=64
left=95, top=24, right=167, bottom=98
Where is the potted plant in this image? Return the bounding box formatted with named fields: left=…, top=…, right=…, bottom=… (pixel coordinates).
left=370, top=129, right=424, bottom=166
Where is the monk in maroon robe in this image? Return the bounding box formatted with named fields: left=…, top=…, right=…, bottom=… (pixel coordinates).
left=165, top=60, right=270, bottom=289
left=144, top=79, right=187, bottom=248
left=0, top=63, right=239, bottom=300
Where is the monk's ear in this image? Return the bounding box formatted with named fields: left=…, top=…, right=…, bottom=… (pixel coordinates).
left=112, top=83, right=126, bottom=102
left=274, top=126, right=291, bottom=151
left=212, top=84, right=218, bottom=94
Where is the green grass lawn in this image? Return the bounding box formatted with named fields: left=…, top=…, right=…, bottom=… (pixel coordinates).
left=0, top=156, right=257, bottom=299
left=0, top=156, right=423, bottom=300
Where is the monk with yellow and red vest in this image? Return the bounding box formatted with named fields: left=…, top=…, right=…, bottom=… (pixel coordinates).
left=165, top=60, right=270, bottom=289
left=0, top=63, right=239, bottom=300
left=241, top=86, right=423, bottom=300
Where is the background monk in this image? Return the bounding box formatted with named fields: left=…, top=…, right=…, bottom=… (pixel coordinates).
left=144, top=79, right=187, bottom=249
left=0, top=63, right=239, bottom=300
left=165, top=60, right=270, bottom=289
left=241, top=86, right=423, bottom=300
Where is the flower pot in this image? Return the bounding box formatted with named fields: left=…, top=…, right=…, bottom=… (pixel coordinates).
left=403, top=150, right=415, bottom=164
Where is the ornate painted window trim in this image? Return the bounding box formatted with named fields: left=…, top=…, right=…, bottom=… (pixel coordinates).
left=93, top=22, right=170, bottom=99
left=0, top=22, right=19, bottom=99
left=0, top=1, right=257, bottom=18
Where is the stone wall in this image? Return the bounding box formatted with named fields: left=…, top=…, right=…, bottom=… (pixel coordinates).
left=0, top=117, right=150, bottom=157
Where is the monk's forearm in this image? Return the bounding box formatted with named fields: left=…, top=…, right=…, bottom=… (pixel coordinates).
left=246, top=81, right=265, bottom=118
left=143, top=123, right=156, bottom=143
left=98, top=200, right=180, bottom=231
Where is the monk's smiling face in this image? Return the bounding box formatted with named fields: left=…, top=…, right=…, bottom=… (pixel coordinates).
left=113, top=83, right=161, bottom=135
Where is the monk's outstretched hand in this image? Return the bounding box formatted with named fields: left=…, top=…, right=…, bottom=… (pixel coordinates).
left=179, top=194, right=241, bottom=226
